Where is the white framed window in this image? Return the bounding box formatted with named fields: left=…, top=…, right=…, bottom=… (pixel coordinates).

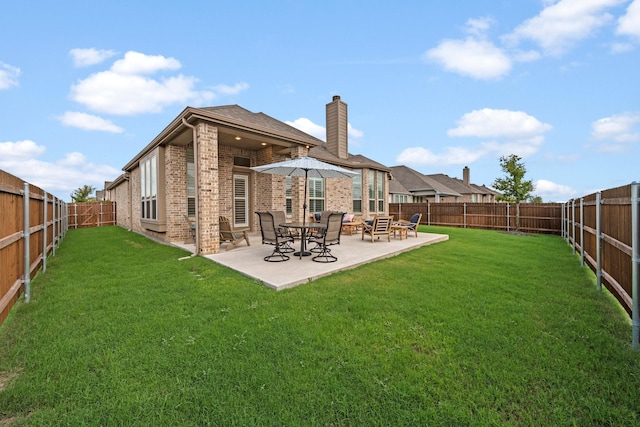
left=139, top=146, right=165, bottom=232
left=377, top=171, right=385, bottom=212
left=286, top=176, right=292, bottom=215
left=393, top=194, right=409, bottom=203
left=140, top=154, right=158, bottom=220
left=352, top=169, right=362, bottom=213
left=368, top=170, right=375, bottom=212
left=233, top=174, right=249, bottom=227
left=308, top=177, right=325, bottom=213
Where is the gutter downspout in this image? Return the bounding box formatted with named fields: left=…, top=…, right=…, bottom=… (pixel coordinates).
left=124, top=173, right=132, bottom=231
left=182, top=118, right=200, bottom=256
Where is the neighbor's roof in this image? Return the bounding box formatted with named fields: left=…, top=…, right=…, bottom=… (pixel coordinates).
left=389, top=165, right=461, bottom=196
left=427, top=173, right=480, bottom=195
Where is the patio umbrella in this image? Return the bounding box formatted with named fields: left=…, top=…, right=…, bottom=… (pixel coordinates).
left=251, top=156, right=359, bottom=227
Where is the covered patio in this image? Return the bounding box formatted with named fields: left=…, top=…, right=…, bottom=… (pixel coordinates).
left=175, top=229, right=448, bottom=290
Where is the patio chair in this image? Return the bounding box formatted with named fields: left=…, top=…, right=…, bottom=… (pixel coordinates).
left=256, top=211, right=294, bottom=262
left=184, top=214, right=196, bottom=243
left=396, top=213, right=422, bottom=238
left=269, top=210, right=296, bottom=252
left=219, top=216, right=250, bottom=251
left=308, top=211, right=344, bottom=263
left=361, top=215, right=393, bottom=243
left=308, top=210, right=332, bottom=251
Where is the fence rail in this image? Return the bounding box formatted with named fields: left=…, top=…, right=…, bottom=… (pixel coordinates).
left=389, top=202, right=562, bottom=234
left=0, top=169, right=68, bottom=326
left=68, top=202, right=116, bottom=228
left=563, top=183, right=639, bottom=349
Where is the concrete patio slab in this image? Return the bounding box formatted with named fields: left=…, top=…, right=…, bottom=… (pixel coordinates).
left=175, top=230, right=448, bottom=290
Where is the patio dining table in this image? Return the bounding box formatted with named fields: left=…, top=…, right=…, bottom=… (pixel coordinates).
left=281, top=222, right=326, bottom=259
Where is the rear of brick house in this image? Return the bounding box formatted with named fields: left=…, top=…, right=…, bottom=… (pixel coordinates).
left=106, top=96, right=391, bottom=254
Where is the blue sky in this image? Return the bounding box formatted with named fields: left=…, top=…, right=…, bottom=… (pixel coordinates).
left=1, top=0, right=639, bottom=202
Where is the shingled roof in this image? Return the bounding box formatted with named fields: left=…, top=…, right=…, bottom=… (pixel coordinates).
left=201, top=105, right=324, bottom=145
left=389, top=165, right=461, bottom=197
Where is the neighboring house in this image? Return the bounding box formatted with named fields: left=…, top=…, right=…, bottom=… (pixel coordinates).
left=389, top=165, right=461, bottom=203
left=389, top=165, right=500, bottom=203
left=106, top=96, right=390, bottom=255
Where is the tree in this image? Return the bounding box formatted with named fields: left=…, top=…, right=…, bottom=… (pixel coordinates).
left=492, top=155, right=535, bottom=231
left=71, top=185, right=96, bottom=202
left=493, top=155, right=534, bottom=203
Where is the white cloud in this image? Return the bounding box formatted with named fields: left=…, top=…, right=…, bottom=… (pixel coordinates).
left=212, top=82, right=249, bottom=95
left=70, top=51, right=218, bottom=115
left=504, top=0, right=626, bottom=55
left=348, top=123, right=364, bottom=139
left=465, top=17, right=495, bottom=36
left=396, top=146, right=487, bottom=166
left=57, top=111, right=124, bottom=133
left=534, top=179, right=577, bottom=201
left=0, top=140, right=46, bottom=159
left=110, top=51, right=181, bottom=75
left=447, top=108, right=552, bottom=139
left=285, top=117, right=364, bottom=143
left=69, top=48, right=118, bottom=67
left=425, top=38, right=512, bottom=80
left=591, top=112, right=640, bottom=142
left=617, top=0, right=640, bottom=38
left=610, top=42, right=635, bottom=53
left=0, top=140, right=120, bottom=199
left=0, top=61, right=21, bottom=89
left=286, top=118, right=326, bottom=140
left=398, top=108, right=551, bottom=168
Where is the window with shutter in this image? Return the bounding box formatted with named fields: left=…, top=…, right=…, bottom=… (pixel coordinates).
left=233, top=175, right=249, bottom=227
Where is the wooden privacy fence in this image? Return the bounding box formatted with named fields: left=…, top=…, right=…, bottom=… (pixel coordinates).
left=563, top=183, right=639, bottom=349
left=0, top=169, right=68, bottom=326
left=68, top=202, right=116, bottom=228
left=389, top=202, right=562, bottom=234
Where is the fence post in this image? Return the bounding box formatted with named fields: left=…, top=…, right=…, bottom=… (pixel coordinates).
left=53, top=197, right=58, bottom=256
left=463, top=203, right=467, bottom=228
left=596, top=192, right=602, bottom=291
left=506, top=203, right=510, bottom=232
left=572, top=199, right=576, bottom=254
left=23, top=183, right=31, bottom=303
left=427, top=201, right=430, bottom=225
left=561, top=202, right=565, bottom=239
left=43, top=191, right=48, bottom=273
left=631, top=182, right=639, bottom=350
left=580, top=198, right=585, bottom=267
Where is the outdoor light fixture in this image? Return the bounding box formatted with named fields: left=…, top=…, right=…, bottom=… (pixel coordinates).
left=235, top=136, right=241, bottom=140
left=261, top=142, right=267, bottom=146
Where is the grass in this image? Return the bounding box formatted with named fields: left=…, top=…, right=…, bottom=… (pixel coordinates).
left=1, top=225, right=639, bottom=426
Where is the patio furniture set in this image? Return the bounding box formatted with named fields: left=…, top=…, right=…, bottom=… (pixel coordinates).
left=254, top=211, right=423, bottom=263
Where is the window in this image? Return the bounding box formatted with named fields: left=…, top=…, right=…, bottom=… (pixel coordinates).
left=140, top=154, right=157, bottom=220
left=377, top=171, right=385, bottom=212
left=368, top=170, right=375, bottom=212
left=187, top=146, right=195, bottom=217
left=285, top=176, right=292, bottom=215
left=352, top=169, right=362, bottom=213
left=368, top=170, right=385, bottom=213
left=139, top=146, right=165, bottom=232
left=393, top=194, right=409, bottom=203
left=233, top=175, right=249, bottom=227
left=308, top=177, right=324, bottom=213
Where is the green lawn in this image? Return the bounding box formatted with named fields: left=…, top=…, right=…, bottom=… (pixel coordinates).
left=1, top=225, right=639, bottom=426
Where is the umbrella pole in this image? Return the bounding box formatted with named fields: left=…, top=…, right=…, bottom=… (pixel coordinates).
left=301, top=170, right=308, bottom=259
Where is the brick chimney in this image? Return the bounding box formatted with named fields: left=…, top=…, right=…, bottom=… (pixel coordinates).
left=463, top=166, right=470, bottom=186
left=325, top=95, right=348, bottom=159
